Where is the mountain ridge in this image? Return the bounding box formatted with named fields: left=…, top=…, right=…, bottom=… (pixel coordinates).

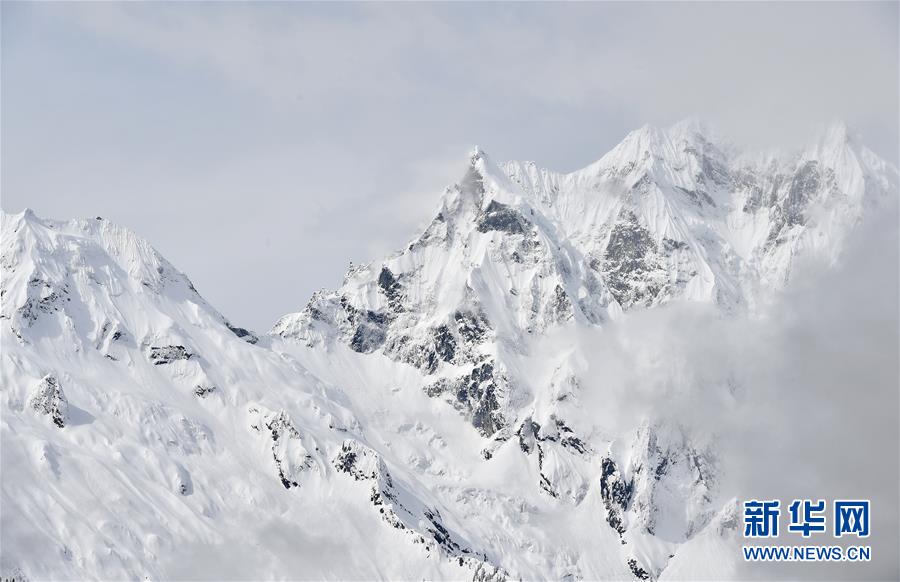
left=1, top=120, right=896, bottom=581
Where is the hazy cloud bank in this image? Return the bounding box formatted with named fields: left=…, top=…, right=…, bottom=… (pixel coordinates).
left=3, top=2, right=897, bottom=329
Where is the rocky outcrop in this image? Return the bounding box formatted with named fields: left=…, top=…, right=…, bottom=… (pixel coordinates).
left=226, top=322, right=258, bottom=344
left=28, top=374, right=68, bottom=428
left=627, top=558, right=651, bottom=580
left=602, top=211, right=668, bottom=309
left=193, top=385, right=216, bottom=398
left=148, top=345, right=194, bottom=365
left=17, top=278, right=70, bottom=327
left=249, top=406, right=315, bottom=489
left=333, top=439, right=507, bottom=579
left=477, top=200, right=530, bottom=235
left=425, top=360, right=507, bottom=436
left=600, top=457, right=633, bottom=535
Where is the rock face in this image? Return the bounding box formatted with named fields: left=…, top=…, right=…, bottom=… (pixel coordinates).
left=28, top=374, right=68, bottom=428
left=600, top=456, right=633, bottom=535
left=249, top=406, right=316, bottom=489
left=602, top=210, right=668, bottom=308
left=148, top=345, right=193, bottom=365
left=226, top=322, right=258, bottom=344
left=425, top=359, right=507, bottom=436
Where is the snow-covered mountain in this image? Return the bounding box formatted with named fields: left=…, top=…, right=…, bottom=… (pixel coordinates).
left=272, top=119, right=895, bottom=439
left=2, top=121, right=896, bottom=581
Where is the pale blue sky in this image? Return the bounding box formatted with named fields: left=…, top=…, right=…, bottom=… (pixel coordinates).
left=3, top=2, right=897, bottom=330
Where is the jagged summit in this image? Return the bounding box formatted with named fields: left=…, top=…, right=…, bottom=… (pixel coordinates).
left=277, top=119, right=895, bottom=359
left=268, top=121, right=895, bottom=484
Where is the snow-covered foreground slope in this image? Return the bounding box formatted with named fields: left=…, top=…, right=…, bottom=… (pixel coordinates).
left=2, top=121, right=897, bottom=581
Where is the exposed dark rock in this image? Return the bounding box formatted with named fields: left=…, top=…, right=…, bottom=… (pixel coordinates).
left=333, top=440, right=385, bottom=482
left=425, top=360, right=506, bottom=436
left=249, top=407, right=313, bottom=490
left=423, top=507, right=466, bottom=554
left=602, top=211, right=666, bottom=308
left=19, top=277, right=69, bottom=326
left=432, top=324, right=457, bottom=364
left=193, top=385, right=216, bottom=398
left=383, top=320, right=472, bottom=375
left=661, top=238, right=688, bottom=252
left=600, top=457, right=634, bottom=535
left=28, top=374, right=68, bottom=428
left=627, top=558, right=651, bottom=580
left=513, top=415, right=588, bottom=497
left=477, top=200, right=529, bottom=235
left=545, top=418, right=587, bottom=454
left=536, top=446, right=558, bottom=499
left=383, top=333, right=439, bottom=374
left=378, top=267, right=404, bottom=311
left=226, top=322, right=259, bottom=344
left=654, top=456, right=669, bottom=481
left=337, top=296, right=390, bottom=354
left=333, top=439, right=506, bottom=577
left=549, top=284, right=574, bottom=322
left=148, top=345, right=193, bottom=365
left=454, top=309, right=491, bottom=346
left=350, top=320, right=387, bottom=354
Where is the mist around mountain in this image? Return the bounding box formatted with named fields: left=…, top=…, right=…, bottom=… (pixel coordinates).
left=1, top=120, right=897, bottom=581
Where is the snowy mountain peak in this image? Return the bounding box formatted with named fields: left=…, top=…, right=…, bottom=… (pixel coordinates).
left=0, top=209, right=257, bottom=353
left=276, top=120, right=897, bottom=388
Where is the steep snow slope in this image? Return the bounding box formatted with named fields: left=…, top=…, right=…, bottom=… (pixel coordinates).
left=2, top=121, right=896, bottom=581
left=0, top=211, right=512, bottom=580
